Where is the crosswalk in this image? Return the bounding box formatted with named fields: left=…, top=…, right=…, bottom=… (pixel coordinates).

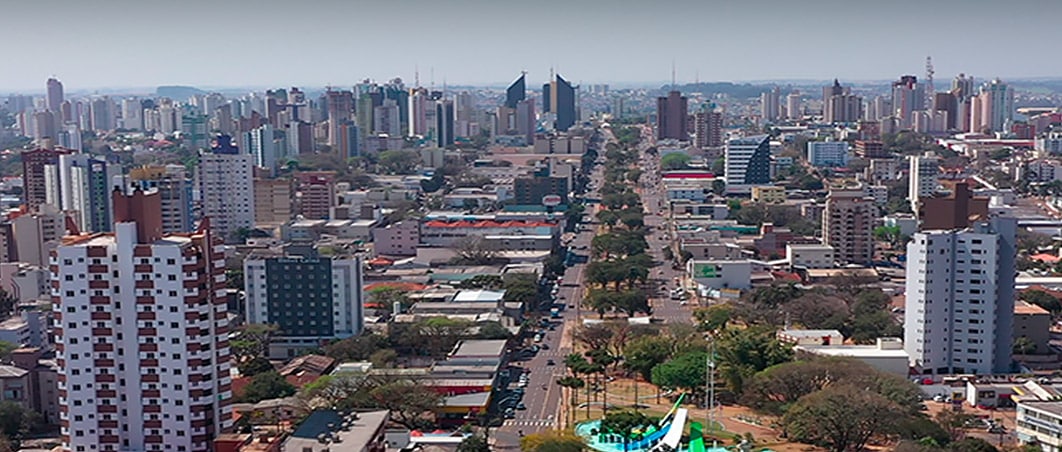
left=504, top=419, right=557, bottom=427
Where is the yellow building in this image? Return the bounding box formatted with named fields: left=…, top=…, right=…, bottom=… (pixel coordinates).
left=751, top=185, right=786, bottom=204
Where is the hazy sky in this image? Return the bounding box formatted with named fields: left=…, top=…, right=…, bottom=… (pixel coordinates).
left=2, top=0, right=1059, bottom=92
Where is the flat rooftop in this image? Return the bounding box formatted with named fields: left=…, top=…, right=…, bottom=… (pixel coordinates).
left=451, top=339, right=507, bottom=358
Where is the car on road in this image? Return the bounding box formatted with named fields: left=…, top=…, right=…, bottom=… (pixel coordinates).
left=547, top=359, right=556, bottom=366
left=517, top=402, right=527, bottom=410
left=504, top=409, right=516, bottom=418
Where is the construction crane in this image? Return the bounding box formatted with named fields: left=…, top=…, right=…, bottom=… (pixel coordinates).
left=925, top=56, right=935, bottom=111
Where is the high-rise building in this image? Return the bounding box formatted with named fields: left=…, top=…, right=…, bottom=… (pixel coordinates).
left=325, top=89, right=354, bottom=151
left=981, top=78, right=1014, bottom=133
left=408, top=88, right=429, bottom=137
left=806, top=140, right=851, bottom=167
left=180, top=112, right=209, bottom=150
left=822, top=188, right=876, bottom=265
left=891, top=75, right=924, bottom=128
left=253, top=177, right=294, bottom=228
left=120, top=98, right=143, bottom=131
left=545, top=74, right=576, bottom=131
left=759, top=87, right=781, bottom=123
left=786, top=91, right=802, bottom=120
left=904, top=216, right=1016, bottom=375
left=373, top=100, right=401, bottom=136
left=45, top=153, right=121, bottom=233
left=933, top=92, right=959, bottom=131
left=54, top=190, right=233, bottom=451
left=917, top=181, right=990, bottom=231
left=823, top=80, right=861, bottom=124
left=656, top=90, right=688, bottom=140
left=724, top=135, right=771, bottom=192
left=46, top=78, right=63, bottom=114
left=58, top=123, right=82, bottom=151
left=196, top=135, right=254, bottom=241
left=356, top=93, right=380, bottom=138
left=295, top=171, right=336, bottom=220
left=31, top=110, right=56, bottom=141
left=909, top=152, right=941, bottom=212
left=506, top=74, right=526, bottom=108
left=693, top=106, right=724, bottom=149
left=244, top=247, right=364, bottom=359
left=248, top=124, right=284, bottom=173
left=89, top=97, right=115, bottom=132
left=435, top=100, right=454, bottom=147
left=337, top=122, right=360, bottom=158
left=127, top=165, right=195, bottom=233
left=952, top=74, right=976, bottom=102
left=22, top=147, right=70, bottom=210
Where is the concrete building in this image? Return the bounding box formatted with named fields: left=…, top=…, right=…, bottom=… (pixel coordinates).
left=778, top=329, right=844, bottom=346
left=795, top=338, right=910, bottom=377
left=244, top=247, right=364, bottom=359
left=822, top=189, right=876, bottom=265
left=254, top=177, right=294, bottom=228
left=693, top=106, right=724, bottom=149
left=918, top=181, right=989, bottom=231
left=372, top=220, right=420, bottom=256
left=806, top=140, right=851, bottom=167
left=686, top=259, right=752, bottom=291
left=325, top=89, right=354, bottom=152
left=281, top=409, right=388, bottom=452
left=54, top=190, right=233, bottom=451
left=295, top=172, right=336, bottom=220
left=750, top=185, right=786, bottom=204
left=46, top=153, right=121, bottom=233
left=126, top=165, right=195, bottom=234
left=786, top=244, right=835, bottom=269
left=759, top=87, right=781, bottom=123
left=1014, top=300, right=1052, bottom=355
left=909, top=152, right=941, bottom=213
left=724, top=135, right=771, bottom=193
left=904, top=217, right=1017, bottom=375
left=197, top=135, right=255, bottom=241
left=657, top=91, right=688, bottom=140
left=3, top=205, right=68, bottom=267
left=22, top=147, right=71, bottom=210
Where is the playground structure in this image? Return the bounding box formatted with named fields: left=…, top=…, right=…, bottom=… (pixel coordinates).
left=573, top=395, right=728, bottom=452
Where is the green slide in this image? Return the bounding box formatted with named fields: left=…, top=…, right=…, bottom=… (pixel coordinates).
left=689, top=421, right=706, bottom=452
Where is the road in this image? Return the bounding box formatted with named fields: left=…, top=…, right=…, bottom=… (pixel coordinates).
left=492, top=142, right=604, bottom=448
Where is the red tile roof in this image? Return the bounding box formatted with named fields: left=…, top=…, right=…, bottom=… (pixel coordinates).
left=423, top=220, right=554, bottom=228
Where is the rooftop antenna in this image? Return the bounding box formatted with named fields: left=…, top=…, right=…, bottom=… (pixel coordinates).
left=695, top=69, right=700, bottom=85
left=430, top=67, right=435, bottom=91
left=414, top=64, right=420, bottom=88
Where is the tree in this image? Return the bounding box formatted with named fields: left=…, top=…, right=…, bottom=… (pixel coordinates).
left=0, top=289, right=17, bottom=320
left=1014, top=336, right=1037, bottom=355
left=600, top=410, right=653, bottom=451
left=0, top=401, right=34, bottom=440
left=713, top=327, right=793, bottom=394
left=478, top=321, right=512, bottom=340
left=453, top=236, right=499, bottom=265
left=520, top=429, right=586, bottom=452
left=783, top=385, right=906, bottom=452
left=366, top=380, right=444, bottom=430
left=458, top=275, right=503, bottom=290
left=240, top=371, right=297, bottom=403
left=238, top=356, right=274, bottom=377
left=457, top=434, right=491, bottom=452
left=623, top=336, right=674, bottom=381
left=230, top=324, right=278, bottom=362
left=651, top=350, right=709, bottom=397
left=323, top=332, right=391, bottom=362
left=377, top=150, right=420, bottom=175
left=693, top=304, right=732, bottom=333
left=935, top=408, right=976, bottom=442
left=660, top=152, right=691, bottom=170
left=503, top=274, right=540, bottom=306
left=1021, top=290, right=1062, bottom=314
left=369, top=348, right=398, bottom=367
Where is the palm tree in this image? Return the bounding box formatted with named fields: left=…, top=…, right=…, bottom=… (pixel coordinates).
left=556, top=376, right=585, bottom=426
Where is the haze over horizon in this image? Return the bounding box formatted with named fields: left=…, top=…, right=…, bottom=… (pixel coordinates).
left=3, top=0, right=1059, bottom=92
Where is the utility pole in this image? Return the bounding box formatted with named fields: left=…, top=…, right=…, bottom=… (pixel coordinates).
left=706, top=340, right=717, bottom=431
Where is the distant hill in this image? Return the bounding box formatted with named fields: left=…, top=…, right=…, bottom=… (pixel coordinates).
left=156, top=85, right=206, bottom=100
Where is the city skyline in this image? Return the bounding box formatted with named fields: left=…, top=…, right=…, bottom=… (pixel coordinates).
left=3, top=0, right=1062, bottom=92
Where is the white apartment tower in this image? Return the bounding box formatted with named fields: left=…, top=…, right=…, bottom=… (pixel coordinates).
left=909, top=152, right=941, bottom=212
left=904, top=217, right=1016, bottom=375
left=196, top=136, right=254, bottom=242
left=54, top=190, right=232, bottom=451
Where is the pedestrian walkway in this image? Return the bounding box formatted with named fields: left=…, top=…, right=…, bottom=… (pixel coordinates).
left=504, top=418, right=558, bottom=427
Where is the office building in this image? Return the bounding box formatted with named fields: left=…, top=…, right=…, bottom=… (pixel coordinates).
left=806, top=140, right=851, bottom=167
left=952, top=74, right=976, bottom=102
left=408, top=88, right=429, bottom=138
left=22, top=147, right=71, bottom=210
left=657, top=90, right=688, bottom=140
left=724, top=135, right=771, bottom=192
left=904, top=216, right=1016, bottom=375
left=435, top=100, right=454, bottom=147
left=506, top=74, right=526, bottom=108
left=46, top=78, right=63, bottom=114
left=909, top=152, right=941, bottom=213
left=45, top=153, right=121, bottom=233
left=373, top=100, right=401, bottom=136
left=822, top=188, right=876, bottom=265
left=127, top=165, right=195, bottom=233
left=243, top=247, right=364, bottom=358
left=196, top=135, right=254, bottom=241
left=544, top=74, right=576, bottom=132
left=760, top=87, right=781, bottom=123
left=54, top=190, right=233, bottom=451
left=693, top=106, right=723, bottom=149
